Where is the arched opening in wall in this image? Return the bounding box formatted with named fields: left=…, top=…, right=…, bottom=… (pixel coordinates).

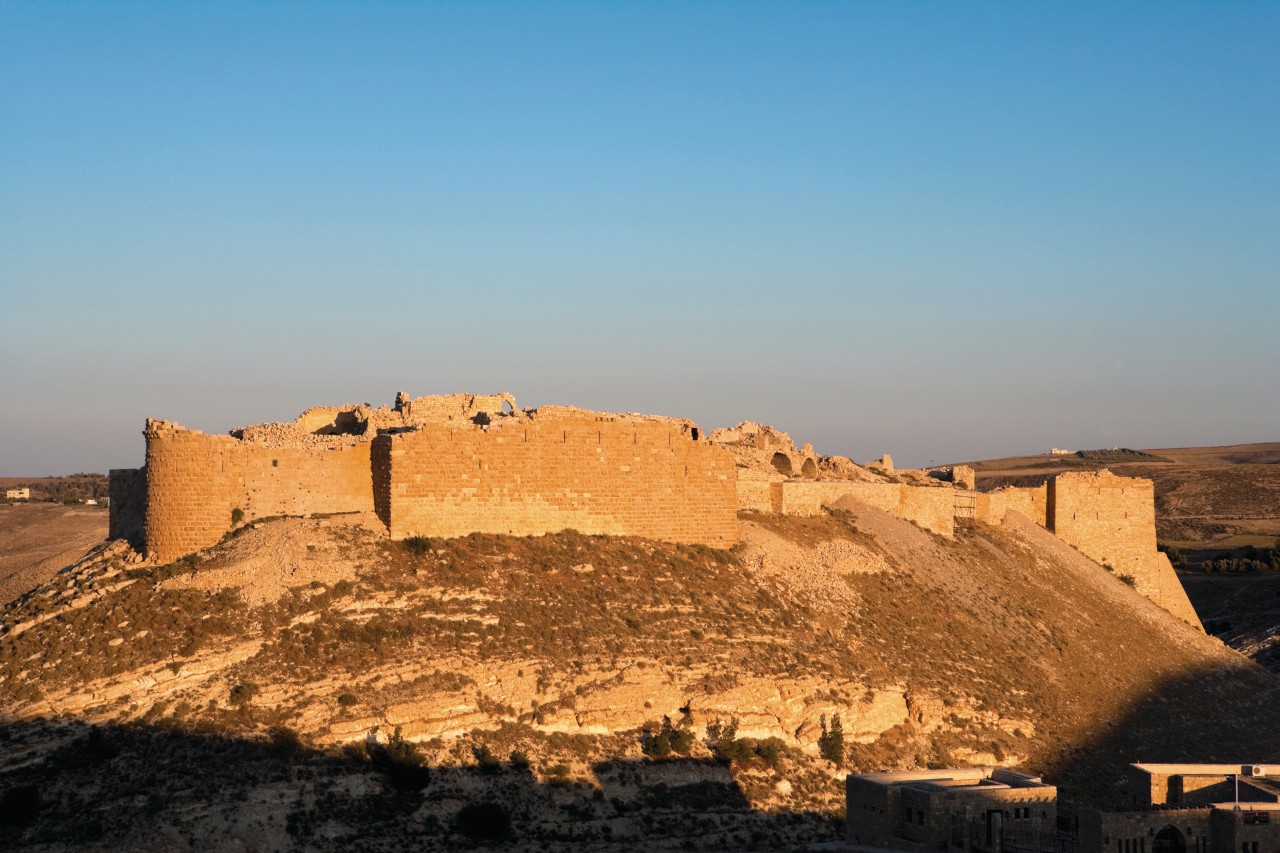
left=801, top=458, right=817, bottom=478
left=1154, top=826, right=1186, bottom=853
left=501, top=400, right=514, bottom=416
left=770, top=453, right=793, bottom=476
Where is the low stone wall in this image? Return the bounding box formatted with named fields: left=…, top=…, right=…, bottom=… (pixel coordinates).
left=976, top=484, right=1048, bottom=527
left=772, top=481, right=955, bottom=538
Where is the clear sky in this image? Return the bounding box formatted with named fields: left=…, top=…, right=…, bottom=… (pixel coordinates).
left=2, top=1, right=1277, bottom=475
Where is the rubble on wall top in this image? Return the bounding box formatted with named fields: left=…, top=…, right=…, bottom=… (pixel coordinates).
left=148, top=392, right=709, bottom=449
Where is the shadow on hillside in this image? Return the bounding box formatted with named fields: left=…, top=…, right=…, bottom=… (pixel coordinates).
left=0, top=718, right=836, bottom=851
left=1039, top=656, right=1280, bottom=814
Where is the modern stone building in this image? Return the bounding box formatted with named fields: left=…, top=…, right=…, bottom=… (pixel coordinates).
left=846, top=767, right=1059, bottom=852
left=1082, top=764, right=1280, bottom=853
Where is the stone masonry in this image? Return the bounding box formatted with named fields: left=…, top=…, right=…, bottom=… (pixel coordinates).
left=107, top=392, right=1198, bottom=630
left=110, top=393, right=737, bottom=563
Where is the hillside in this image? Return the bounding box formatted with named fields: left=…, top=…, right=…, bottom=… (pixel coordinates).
left=2, top=505, right=1278, bottom=850
left=0, top=503, right=108, bottom=605
left=961, top=443, right=1280, bottom=680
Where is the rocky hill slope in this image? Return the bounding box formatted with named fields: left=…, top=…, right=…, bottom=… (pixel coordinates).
left=2, top=505, right=1279, bottom=850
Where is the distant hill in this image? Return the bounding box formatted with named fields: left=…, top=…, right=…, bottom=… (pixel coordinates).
left=0, top=474, right=108, bottom=504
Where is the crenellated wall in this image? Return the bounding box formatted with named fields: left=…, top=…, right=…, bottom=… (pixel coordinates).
left=379, top=411, right=737, bottom=547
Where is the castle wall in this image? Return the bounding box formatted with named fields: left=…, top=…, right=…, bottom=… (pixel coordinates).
left=380, top=413, right=738, bottom=547
left=735, top=477, right=776, bottom=513
left=108, top=468, right=146, bottom=545
left=144, top=425, right=374, bottom=562
left=1049, top=470, right=1201, bottom=628
left=976, top=484, right=1048, bottom=527
left=773, top=481, right=955, bottom=538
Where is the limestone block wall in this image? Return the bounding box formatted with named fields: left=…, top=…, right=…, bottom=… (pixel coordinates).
left=735, top=476, right=777, bottom=513
left=1049, top=470, right=1157, bottom=567
left=1049, top=470, right=1201, bottom=627
left=773, top=481, right=955, bottom=538
left=898, top=486, right=956, bottom=538
left=379, top=413, right=738, bottom=547
left=976, top=484, right=1048, bottom=527
left=144, top=423, right=374, bottom=562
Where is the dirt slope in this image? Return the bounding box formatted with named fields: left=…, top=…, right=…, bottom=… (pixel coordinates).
left=1, top=506, right=1278, bottom=850
left=0, top=504, right=107, bottom=605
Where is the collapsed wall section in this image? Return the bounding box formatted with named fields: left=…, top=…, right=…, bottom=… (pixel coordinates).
left=771, top=481, right=956, bottom=538
left=378, top=412, right=738, bottom=547
left=143, top=422, right=374, bottom=562
left=976, top=484, right=1049, bottom=527
left=1048, top=470, right=1201, bottom=628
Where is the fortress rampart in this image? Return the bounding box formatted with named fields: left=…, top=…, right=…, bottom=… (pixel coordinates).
left=375, top=408, right=737, bottom=544
left=1047, top=470, right=1199, bottom=625
left=112, top=393, right=737, bottom=562
left=108, top=392, right=1199, bottom=629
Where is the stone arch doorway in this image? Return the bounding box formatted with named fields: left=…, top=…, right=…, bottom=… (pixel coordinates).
left=1154, top=825, right=1186, bottom=853
left=770, top=453, right=793, bottom=476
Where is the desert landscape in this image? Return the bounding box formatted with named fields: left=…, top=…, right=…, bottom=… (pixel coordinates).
left=1, top=397, right=1277, bottom=850
left=5, top=4, right=1276, bottom=850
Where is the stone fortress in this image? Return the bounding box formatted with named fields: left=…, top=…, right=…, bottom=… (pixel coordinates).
left=109, top=391, right=1200, bottom=629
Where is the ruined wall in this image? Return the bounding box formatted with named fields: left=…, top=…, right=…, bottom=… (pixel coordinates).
left=1049, top=470, right=1201, bottom=628
left=735, top=471, right=778, bottom=513
left=143, top=422, right=374, bottom=562
left=977, top=484, right=1048, bottom=527
left=774, top=481, right=955, bottom=538
left=380, top=411, right=738, bottom=548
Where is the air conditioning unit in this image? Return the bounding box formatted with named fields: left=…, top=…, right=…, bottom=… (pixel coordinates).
left=1241, top=765, right=1265, bottom=777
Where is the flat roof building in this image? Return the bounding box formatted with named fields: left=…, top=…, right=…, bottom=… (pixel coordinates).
left=847, top=767, right=1058, bottom=853
left=1081, top=764, right=1280, bottom=853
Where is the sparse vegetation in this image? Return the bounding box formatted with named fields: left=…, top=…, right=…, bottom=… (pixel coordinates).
left=228, top=682, right=260, bottom=705
left=402, top=535, right=434, bottom=556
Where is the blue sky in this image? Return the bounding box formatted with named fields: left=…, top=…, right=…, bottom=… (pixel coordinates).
left=2, top=1, right=1277, bottom=474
